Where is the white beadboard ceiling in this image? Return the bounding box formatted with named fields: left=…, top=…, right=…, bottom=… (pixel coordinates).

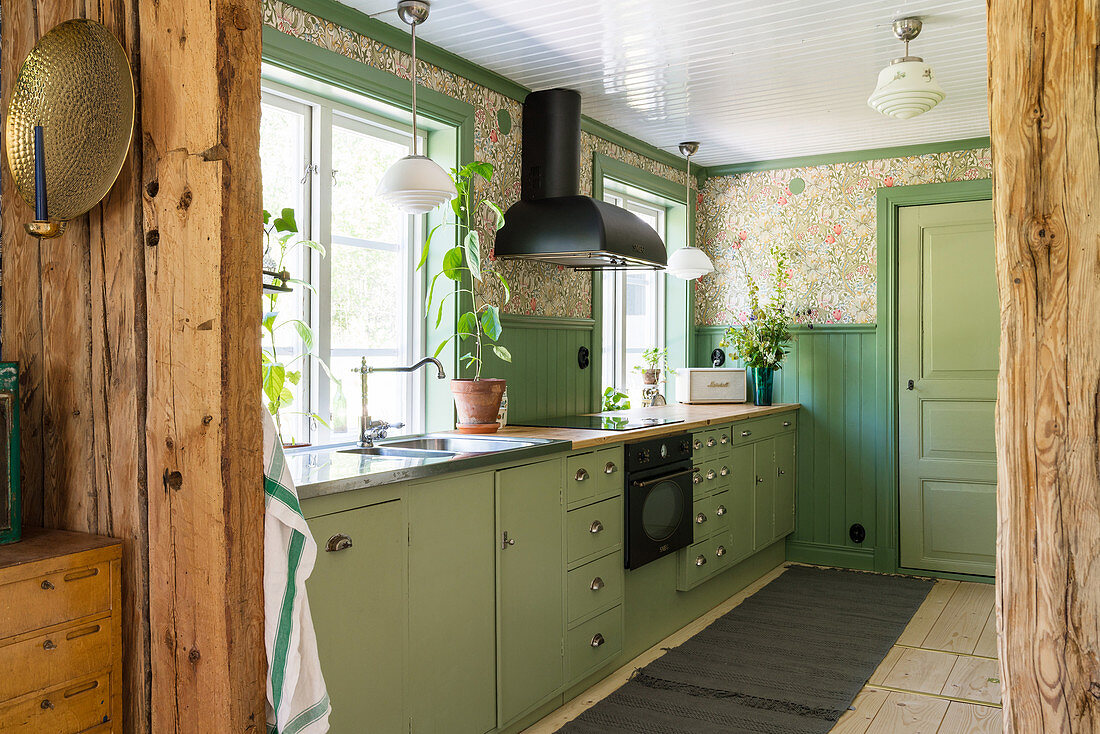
left=337, top=0, right=989, bottom=166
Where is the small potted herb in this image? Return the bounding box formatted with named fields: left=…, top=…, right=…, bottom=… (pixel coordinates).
left=635, top=347, right=676, bottom=385
left=421, top=161, right=512, bottom=433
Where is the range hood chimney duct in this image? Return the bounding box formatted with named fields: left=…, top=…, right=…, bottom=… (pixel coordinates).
left=521, top=89, right=582, bottom=200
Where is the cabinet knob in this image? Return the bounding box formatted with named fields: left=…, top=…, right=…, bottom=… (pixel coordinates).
left=325, top=534, right=353, bottom=552
left=40, top=580, right=54, bottom=591
left=695, top=555, right=707, bottom=567
left=706, top=469, right=716, bottom=481
left=590, top=577, right=605, bottom=591
left=720, top=434, right=729, bottom=444
left=590, top=633, right=606, bottom=648
left=40, top=699, right=54, bottom=710
left=756, top=476, right=764, bottom=484
left=716, top=505, right=727, bottom=516
left=693, top=439, right=702, bottom=450
left=706, top=437, right=717, bottom=447
left=589, top=520, right=604, bottom=534
left=574, top=468, right=589, bottom=482
left=604, top=462, right=617, bottom=475
left=778, top=468, right=786, bottom=476
left=692, top=473, right=703, bottom=485
left=741, top=430, right=752, bottom=437
left=42, top=639, right=57, bottom=651
left=782, top=421, right=791, bottom=427
left=716, top=545, right=727, bottom=557
left=695, top=512, right=707, bottom=524
left=720, top=466, right=729, bottom=477
left=501, top=531, right=516, bottom=549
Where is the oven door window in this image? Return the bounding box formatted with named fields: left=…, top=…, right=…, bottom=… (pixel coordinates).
left=642, top=479, right=686, bottom=541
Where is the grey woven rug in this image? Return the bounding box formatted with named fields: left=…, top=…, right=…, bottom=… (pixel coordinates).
left=557, top=565, right=933, bottom=734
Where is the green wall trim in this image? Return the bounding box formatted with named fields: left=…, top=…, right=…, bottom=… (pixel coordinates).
left=580, top=117, right=688, bottom=173
left=696, top=324, right=877, bottom=336
left=500, top=316, right=595, bottom=331
left=594, top=153, right=686, bottom=203
left=874, top=178, right=994, bottom=574
left=702, top=137, right=992, bottom=178
left=786, top=541, right=875, bottom=572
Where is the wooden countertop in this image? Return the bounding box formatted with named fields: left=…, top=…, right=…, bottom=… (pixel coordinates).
left=491, top=402, right=800, bottom=450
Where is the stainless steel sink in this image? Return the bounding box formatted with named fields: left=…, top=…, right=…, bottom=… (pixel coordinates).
left=337, top=446, right=457, bottom=459
left=380, top=434, right=543, bottom=454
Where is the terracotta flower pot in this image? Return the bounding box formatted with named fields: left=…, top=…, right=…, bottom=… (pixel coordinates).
left=642, top=368, right=661, bottom=385
left=451, top=378, right=506, bottom=434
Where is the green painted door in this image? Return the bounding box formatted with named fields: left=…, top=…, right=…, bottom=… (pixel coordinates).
left=773, top=432, right=796, bottom=539
left=496, top=459, right=564, bottom=725
left=307, top=500, right=406, bottom=733
left=898, top=200, right=997, bottom=576
left=752, top=438, right=775, bottom=550
left=407, top=473, right=496, bottom=734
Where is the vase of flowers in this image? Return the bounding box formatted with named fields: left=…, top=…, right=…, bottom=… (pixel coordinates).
left=720, top=245, right=793, bottom=406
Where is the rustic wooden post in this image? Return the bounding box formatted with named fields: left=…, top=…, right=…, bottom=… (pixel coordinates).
left=988, top=0, right=1100, bottom=729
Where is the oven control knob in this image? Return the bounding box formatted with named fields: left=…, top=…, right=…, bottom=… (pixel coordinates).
left=636, top=448, right=651, bottom=463
left=680, top=439, right=691, bottom=454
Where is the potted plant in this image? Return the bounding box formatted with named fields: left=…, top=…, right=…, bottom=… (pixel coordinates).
left=720, top=244, right=793, bottom=406
left=634, top=347, right=676, bottom=385
left=262, top=207, right=333, bottom=446
left=421, top=161, right=512, bottom=433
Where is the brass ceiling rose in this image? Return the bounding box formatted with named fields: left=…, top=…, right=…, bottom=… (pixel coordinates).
left=5, top=19, right=135, bottom=222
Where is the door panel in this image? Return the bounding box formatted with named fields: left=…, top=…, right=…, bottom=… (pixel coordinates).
left=773, top=432, right=796, bottom=540
left=899, top=200, right=997, bottom=576
left=752, top=438, right=775, bottom=550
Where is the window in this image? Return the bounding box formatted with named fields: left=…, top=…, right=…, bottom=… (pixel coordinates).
left=601, top=186, right=666, bottom=397
left=261, top=75, right=427, bottom=446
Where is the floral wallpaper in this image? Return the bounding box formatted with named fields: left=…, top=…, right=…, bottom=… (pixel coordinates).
left=696, top=148, right=993, bottom=325
left=263, top=0, right=693, bottom=319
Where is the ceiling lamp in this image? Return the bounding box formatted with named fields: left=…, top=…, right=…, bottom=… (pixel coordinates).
left=666, top=142, right=715, bottom=280
left=376, top=1, right=456, bottom=213
left=868, top=18, right=946, bottom=120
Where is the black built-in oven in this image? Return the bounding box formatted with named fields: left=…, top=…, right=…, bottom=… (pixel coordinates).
left=623, top=433, right=695, bottom=570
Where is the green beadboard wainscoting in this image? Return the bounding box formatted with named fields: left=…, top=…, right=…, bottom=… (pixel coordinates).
left=484, top=316, right=598, bottom=423
left=695, top=324, right=880, bottom=570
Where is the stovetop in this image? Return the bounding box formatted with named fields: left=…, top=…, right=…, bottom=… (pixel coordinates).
left=513, top=414, right=685, bottom=431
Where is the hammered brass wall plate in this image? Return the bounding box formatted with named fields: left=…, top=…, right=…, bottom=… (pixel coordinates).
left=5, top=19, right=135, bottom=222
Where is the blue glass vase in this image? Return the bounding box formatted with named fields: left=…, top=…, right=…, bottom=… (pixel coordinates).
left=752, top=366, right=775, bottom=406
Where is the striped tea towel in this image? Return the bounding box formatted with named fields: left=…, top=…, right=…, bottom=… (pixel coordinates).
left=264, top=411, right=331, bottom=734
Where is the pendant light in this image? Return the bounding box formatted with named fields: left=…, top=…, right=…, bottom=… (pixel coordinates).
left=376, top=0, right=457, bottom=213
left=868, top=18, right=946, bottom=120
left=665, top=142, right=715, bottom=280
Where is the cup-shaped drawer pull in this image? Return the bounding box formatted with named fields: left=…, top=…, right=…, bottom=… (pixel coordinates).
left=706, top=437, right=717, bottom=447
left=604, top=462, right=617, bottom=475
left=716, top=545, right=727, bottom=557
left=740, top=429, right=752, bottom=437
left=590, top=633, right=606, bottom=648
left=720, top=466, right=730, bottom=477
left=42, top=639, right=57, bottom=651
left=589, top=520, right=604, bottom=534
left=325, top=534, right=353, bottom=552
left=692, top=472, right=703, bottom=485
left=706, top=469, right=716, bottom=480
left=720, top=434, right=729, bottom=444
left=590, top=576, right=605, bottom=591
left=696, top=512, right=707, bottom=524
left=693, top=439, right=702, bottom=450
left=575, top=468, right=590, bottom=482
left=695, top=555, right=707, bottom=567
left=783, top=420, right=792, bottom=427
left=716, top=504, right=727, bottom=516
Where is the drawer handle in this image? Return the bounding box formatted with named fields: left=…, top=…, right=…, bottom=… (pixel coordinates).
left=589, top=520, right=604, bottom=534
left=64, top=567, right=99, bottom=582
left=692, top=473, right=702, bottom=485
left=42, top=639, right=57, bottom=651
left=501, top=531, right=516, bottom=549
left=41, top=580, right=55, bottom=591
left=693, top=439, right=702, bottom=450
left=720, top=435, right=729, bottom=444
left=696, top=512, right=707, bottom=524
left=575, top=468, right=589, bottom=482
left=63, top=680, right=99, bottom=698
left=590, top=633, right=606, bottom=648
left=66, top=625, right=101, bottom=641
left=756, top=476, right=764, bottom=484
left=706, top=437, right=717, bottom=447
left=741, top=430, right=752, bottom=437
left=695, top=555, right=707, bottom=567
left=706, top=469, right=716, bottom=481
left=720, top=466, right=729, bottom=477
left=716, top=545, right=727, bottom=557
left=783, top=421, right=792, bottom=427
left=716, top=505, right=727, bottom=516
left=40, top=699, right=54, bottom=710
left=604, top=462, right=617, bottom=475
left=590, top=577, right=605, bottom=591
left=325, top=534, right=353, bottom=552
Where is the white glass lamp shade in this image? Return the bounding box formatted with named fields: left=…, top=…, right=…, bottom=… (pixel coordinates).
left=376, top=154, right=457, bottom=214
left=868, top=60, right=946, bottom=119
left=666, top=246, right=715, bottom=280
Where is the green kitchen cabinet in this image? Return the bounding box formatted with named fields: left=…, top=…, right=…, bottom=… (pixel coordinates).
left=307, top=499, right=406, bottom=734
left=752, top=438, right=776, bottom=551
left=407, top=473, right=496, bottom=734
left=727, top=444, right=755, bottom=562
left=496, top=459, right=564, bottom=726
left=773, top=432, right=796, bottom=540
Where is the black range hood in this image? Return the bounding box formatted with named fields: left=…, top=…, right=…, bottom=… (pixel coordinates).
left=494, top=89, right=667, bottom=271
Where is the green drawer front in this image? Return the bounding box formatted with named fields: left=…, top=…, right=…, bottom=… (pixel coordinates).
left=715, top=424, right=734, bottom=452
left=566, top=452, right=597, bottom=505
left=567, top=604, right=623, bottom=683
left=567, top=496, right=622, bottom=564
left=678, top=534, right=734, bottom=590
left=567, top=552, right=623, bottom=625
left=702, top=462, right=722, bottom=494
left=596, top=447, right=624, bottom=497
left=691, top=432, right=708, bottom=462
left=716, top=459, right=733, bottom=490
left=732, top=413, right=797, bottom=445
left=691, top=465, right=707, bottom=500
left=710, top=490, right=731, bottom=535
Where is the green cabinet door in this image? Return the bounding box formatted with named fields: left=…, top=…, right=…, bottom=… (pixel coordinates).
left=773, top=432, right=796, bottom=539
left=727, top=444, right=755, bottom=561
left=496, top=459, right=564, bottom=725
left=307, top=500, right=406, bottom=734
left=752, top=438, right=775, bottom=550
left=407, top=473, right=496, bottom=734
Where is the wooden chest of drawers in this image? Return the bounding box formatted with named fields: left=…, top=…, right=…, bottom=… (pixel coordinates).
left=0, top=528, right=122, bottom=733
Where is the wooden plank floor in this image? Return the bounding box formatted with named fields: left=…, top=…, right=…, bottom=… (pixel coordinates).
left=523, top=566, right=1000, bottom=734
